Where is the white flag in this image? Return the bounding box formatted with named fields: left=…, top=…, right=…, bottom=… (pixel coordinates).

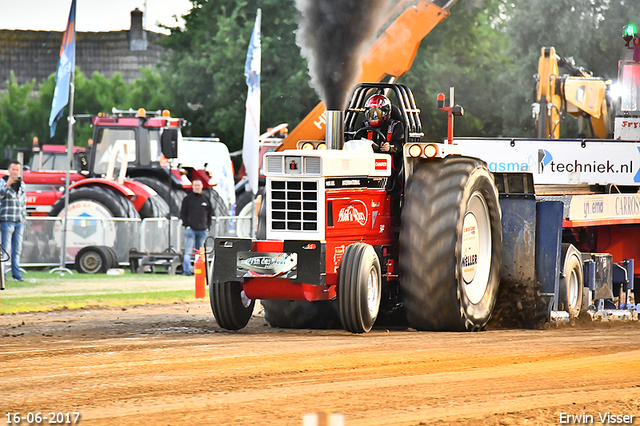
left=242, top=9, right=261, bottom=195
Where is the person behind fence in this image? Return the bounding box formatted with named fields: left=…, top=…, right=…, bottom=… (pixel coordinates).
left=0, top=161, right=27, bottom=282
left=180, top=178, right=213, bottom=276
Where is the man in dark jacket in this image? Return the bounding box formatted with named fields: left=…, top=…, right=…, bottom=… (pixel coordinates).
left=0, top=161, right=27, bottom=282
left=180, top=178, right=213, bottom=275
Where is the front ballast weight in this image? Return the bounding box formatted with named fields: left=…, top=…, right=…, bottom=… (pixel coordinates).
left=211, top=237, right=328, bottom=331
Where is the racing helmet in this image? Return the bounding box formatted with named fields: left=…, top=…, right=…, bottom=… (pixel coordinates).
left=364, top=94, right=391, bottom=128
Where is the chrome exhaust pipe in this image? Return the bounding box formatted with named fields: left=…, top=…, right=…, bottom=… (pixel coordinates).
left=325, top=110, right=344, bottom=150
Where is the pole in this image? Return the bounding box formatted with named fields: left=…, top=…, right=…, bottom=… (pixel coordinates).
left=250, top=192, right=256, bottom=239
left=53, top=71, right=75, bottom=274
left=167, top=168, right=173, bottom=253
left=49, top=0, right=76, bottom=275
left=448, top=87, right=454, bottom=145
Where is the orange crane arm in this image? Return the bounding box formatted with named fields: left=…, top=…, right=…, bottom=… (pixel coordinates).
left=278, top=1, right=453, bottom=151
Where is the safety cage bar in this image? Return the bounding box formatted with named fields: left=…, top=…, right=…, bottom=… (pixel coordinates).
left=344, top=83, right=424, bottom=143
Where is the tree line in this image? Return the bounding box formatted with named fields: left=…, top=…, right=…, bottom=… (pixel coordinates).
left=0, top=0, right=637, bottom=160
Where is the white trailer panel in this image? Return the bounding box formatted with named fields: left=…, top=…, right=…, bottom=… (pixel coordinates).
left=454, top=138, right=640, bottom=186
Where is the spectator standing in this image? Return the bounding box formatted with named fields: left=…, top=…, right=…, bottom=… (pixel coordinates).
left=0, top=161, right=27, bottom=281
left=180, top=178, right=213, bottom=275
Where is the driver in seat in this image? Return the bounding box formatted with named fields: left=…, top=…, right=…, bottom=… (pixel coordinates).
left=361, top=94, right=405, bottom=157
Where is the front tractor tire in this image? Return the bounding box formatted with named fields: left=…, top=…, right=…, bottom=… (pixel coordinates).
left=338, top=243, right=382, bottom=333
left=210, top=281, right=255, bottom=331
left=399, top=157, right=502, bottom=331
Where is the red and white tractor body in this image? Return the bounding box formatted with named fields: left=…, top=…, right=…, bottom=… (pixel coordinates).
left=235, top=145, right=395, bottom=301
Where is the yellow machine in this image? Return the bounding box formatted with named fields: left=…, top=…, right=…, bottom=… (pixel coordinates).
left=533, top=46, right=611, bottom=139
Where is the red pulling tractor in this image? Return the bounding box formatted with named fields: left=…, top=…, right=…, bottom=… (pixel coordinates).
left=211, top=83, right=506, bottom=332
left=211, top=81, right=639, bottom=333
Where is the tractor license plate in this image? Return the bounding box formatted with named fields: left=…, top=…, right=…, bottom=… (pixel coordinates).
left=236, top=252, right=298, bottom=279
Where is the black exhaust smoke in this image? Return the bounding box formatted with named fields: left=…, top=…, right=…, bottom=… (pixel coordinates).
left=295, top=0, right=391, bottom=111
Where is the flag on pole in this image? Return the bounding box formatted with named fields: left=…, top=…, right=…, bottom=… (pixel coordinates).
left=242, top=9, right=261, bottom=195
left=49, top=0, right=76, bottom=138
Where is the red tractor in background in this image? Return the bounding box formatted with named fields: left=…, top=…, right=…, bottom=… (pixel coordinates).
left=28, top=144, right=87, bottom=173
left=20, top=108, right=229, bottom=269
left=25, top=108, right=228, bottom=220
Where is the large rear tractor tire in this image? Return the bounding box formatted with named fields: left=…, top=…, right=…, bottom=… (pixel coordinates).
left=235, top=191, right=253, bottom=216
left=49, top=185, right=140, bottom=263
left=204, top=187, right=229, bottom=217
left=132, top=176, right=183, bottom=217
left=558, top=243, right=583, bottom=318
left=210, top=281, right=255, bottom=331
left=256, top=190, right=267, bottom=240
left=263, top=300, right=341, bottom=329
left=338, top=243, right=382, bottom=333
left=236, top=192, right=264, bottom=238
left=49, top=185, right=140, bottom=220
left=138, top=191, right=171, bottom=220
left=399, top=157, right=502, bottom=331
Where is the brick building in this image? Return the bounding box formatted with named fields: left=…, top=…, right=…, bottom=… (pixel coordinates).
left=0, top=8, right=166, bottom=89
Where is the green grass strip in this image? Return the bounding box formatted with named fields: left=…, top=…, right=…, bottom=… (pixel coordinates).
left=0, top=270, right=204, bottom=314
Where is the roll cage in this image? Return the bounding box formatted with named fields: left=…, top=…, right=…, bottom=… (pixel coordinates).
left=344, top=83, right=424, bottom=143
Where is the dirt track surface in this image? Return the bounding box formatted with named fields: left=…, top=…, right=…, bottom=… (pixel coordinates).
left=1, top=303, right=640, bottom=426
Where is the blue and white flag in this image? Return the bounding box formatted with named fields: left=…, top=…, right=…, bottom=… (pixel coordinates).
left=49, top=0, right=76, bottom=138
left=242, top=9, right=261, bottom=195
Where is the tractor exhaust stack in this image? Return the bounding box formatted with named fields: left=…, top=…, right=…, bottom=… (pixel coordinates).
left=325, top=110, right=344, bottom=150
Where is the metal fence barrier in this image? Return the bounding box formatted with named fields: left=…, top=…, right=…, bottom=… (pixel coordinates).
left=20, top=215, right=254, bottom=268
left=21, top=216, right=140, bottom=267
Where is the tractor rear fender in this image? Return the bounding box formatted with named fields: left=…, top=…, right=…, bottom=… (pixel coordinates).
left=22, top=170, right=85, bottom=186
left=190, top=168, right=216, bottom=189
left=68, top=178, right=150, bottom=211
left=171, top=168, right=192, bottom=190
left=121, top=179, right=156, bottom=211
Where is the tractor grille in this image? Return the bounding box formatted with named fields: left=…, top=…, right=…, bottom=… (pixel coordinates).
left=267, top=156, right=283, bottom=173
left=266, top=155, right=322, bottom=175
left=304, top=157, right=321, bottom=174
left=270, top=180, right=318, bottom=231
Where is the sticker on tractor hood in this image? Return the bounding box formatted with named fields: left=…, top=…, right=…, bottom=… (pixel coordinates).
left=337, top=200, right=368, bottom=226
left=374, top=158, right=388, bottom=171
left=236, top=252, right=297, bottom=278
